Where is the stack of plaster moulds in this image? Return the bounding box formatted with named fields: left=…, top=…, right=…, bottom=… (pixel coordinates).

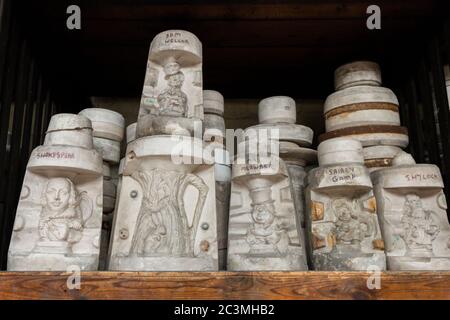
left=203, top=90, right=231, bottom=270
left=320, top=61, right=409, bottom=173
left=227, top=96, right=315, bottom=271
left=305, top=137, right=386, bottom=270
left=258, top=97, right=317, bottom=238
left=108, top=30, right=219, bottom=271
left=8, top=114, right=103, bottom=270
left=371, top=151, right=450, bottom=270
left=78, top=108, right=125, bottom=270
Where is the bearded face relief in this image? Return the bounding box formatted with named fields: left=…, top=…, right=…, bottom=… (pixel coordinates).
left=38, top=177, right=83, bottom=244
left=401, top=193, right=440, bottom=254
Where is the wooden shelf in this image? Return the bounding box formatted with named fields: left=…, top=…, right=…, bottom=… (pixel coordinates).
left=0, top=271, right=449, bottom=300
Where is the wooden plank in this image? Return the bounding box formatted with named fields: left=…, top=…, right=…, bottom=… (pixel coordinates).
left=0, top=272, right=448, bottom=300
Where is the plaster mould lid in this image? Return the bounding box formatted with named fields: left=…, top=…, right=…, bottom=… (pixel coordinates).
left=203, top=90, right=224, bottom=115
left=103, top=162, right=111, bottom=179
left=47, top=113, right=92, bottom=132
left=93, top=137, right=121, bottom=164
left=126, top=122, right=137, bottom=144
left=279, top=141, right=317, bottom=166
left=324, top=85, right=399, bottom=115
left=363, top=145, right=403, bottom=160
left=334, top=61, right=382, bottom=90
left=318, top=137, right=364, bottom=166
left=258, top=96, right=297, bottom=124
left=245, top=123, right=313, bottom=147
left=79, top=108, right=125, bottom=142
left=149, top=30, right=202, bottom=66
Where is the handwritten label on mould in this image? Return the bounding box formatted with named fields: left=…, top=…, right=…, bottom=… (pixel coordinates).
left=242, top=163, right=271, bottom=172
left=405, top=172, right=440, bottom=182
left=325, top=167, right=359, bottom=183
left=239, top=162, right=275, bottom=176
left=36, top=151, right=75, bottom=159
left=165, top=32, right=189, bottom=44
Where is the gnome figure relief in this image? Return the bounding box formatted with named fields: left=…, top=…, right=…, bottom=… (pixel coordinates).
left=246, top=200, right=289, bottom=256
left=228, top=142, right=309, bottom=271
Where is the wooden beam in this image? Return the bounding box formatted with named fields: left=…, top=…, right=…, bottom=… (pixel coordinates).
left=25, top=1, right=440, bottom=20
left=0, top=272, right=449, bottom=300
left=31, top=18, right=428, bottom=48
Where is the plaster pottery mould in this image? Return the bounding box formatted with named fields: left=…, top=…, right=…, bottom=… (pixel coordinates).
left=92, top=137, right=121, bottom=164
left=258, top=96, right=296, bottom=124
left=203, top=90, right=225, bottom=145
left=203, top=90, right=224, bottom=116
left=43, top=113, right=94, bottom=149
left=371, top=152, right=450, bottom=270
left=108, top=135, right=218, bottom=271
left=137, top=30, right=203, bottom=138
left=363, top=145, right=403, bottom=173
left=79, top=108, right=125, bottom=142
left=8, top=114, right=103, bottom=271
left=305, top=138, right=386, bottom=270
left=334, top=61, right=382, bottom=90
left=204, top=114, right=225, bottom=144
left=279, top=141, right=317, bottom=230
left=126, top=122, right=137, bottom=144
left=227, top=140, right=308, bottom=271
left=255, top=96, right=317, bottom=236
left=321, top=61, right=408, bottom=148
left=213, top=147, right=231, bottom=270
left=324, top=85, right=401, bottom=132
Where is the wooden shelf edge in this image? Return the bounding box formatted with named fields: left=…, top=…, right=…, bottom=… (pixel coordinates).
left=0, top=271, right=449, bottom=300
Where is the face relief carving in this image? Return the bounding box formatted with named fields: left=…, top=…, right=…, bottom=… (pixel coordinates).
left=129, top=168, right=208, bottom=257
left=38, top=178, right=83, bottom=243
left=401, top=194, right=440, bottom=254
